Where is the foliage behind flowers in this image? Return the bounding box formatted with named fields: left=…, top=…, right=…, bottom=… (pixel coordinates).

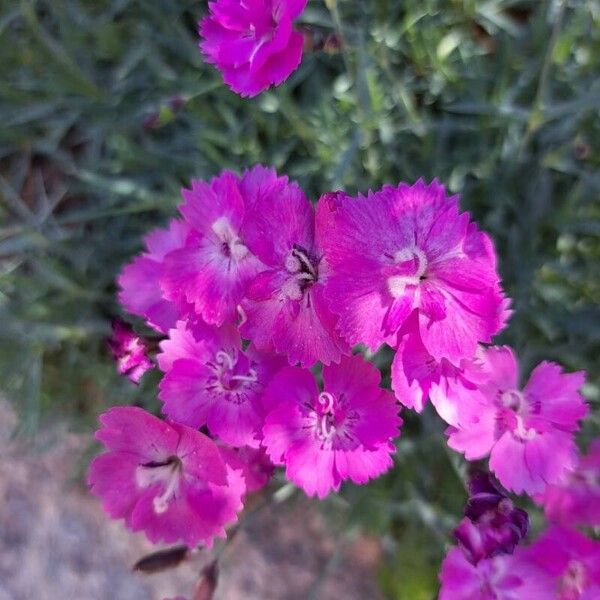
left=1, top=0, right=599, bottom=598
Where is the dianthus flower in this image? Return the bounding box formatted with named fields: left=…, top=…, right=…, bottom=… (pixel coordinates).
left=439, top=547, right=554, bottom=600
left=454, top=472, right=528, bottom=565
left=87, top=407, right=245, bottom=547
left=261, top=355, right=401, bottom=498
left=107, top=319, right=153, bottom=384
left=158, top=319, right=285, bottom=448
left=118, top=219, right=191, bottom=333
left=240, top=175, right=348, bottom=367
left=522, top=526, right=600, bottom=600
left=537, top=439, right=600, bottom=527
left=200, top=0, right=307, bottom=97
left=161, top=171, right=263, bottom=326
left=219, top=445, right=274, bottom=493
left=317, top=180, right=508, bottom=411
left=445, top=346, right=588, bottom=494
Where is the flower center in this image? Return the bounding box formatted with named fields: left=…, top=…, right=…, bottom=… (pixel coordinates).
left=211, top=217, right=249, bottom=262
left=136, top=455, right=182, bottom=514
left=387, top=247, right=428, bottom=299
left=305, top=391, right=359, bottom=450
left=560, top=560, right=587, bottom=599
left=499, top=390, right=537, bottom=440
left=282, top=245, right=318, bottom=301
left=206, top=349, right=258, bottom=404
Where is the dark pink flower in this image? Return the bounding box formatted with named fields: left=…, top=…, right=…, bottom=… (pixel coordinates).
left=118, top=219, right=191, bottom=333
left=522, top=526, right=600, bottom=600
left=454, top=472, right=529, bottom=564
left=240, top=173, right=349, bottom=367
left=158, top=319, right=285, bottom=448
left=445, top=346, right=588, bottom=495
left=262, top=355, right=401, bottom=499
left=200, top=0, right=307, bottom=97
left=317, top=180, right=508, bottom=408
left=87, top=407, right=245, bottom=547
left=161, top=172, right=264, bottom=327
left=219, top=445, right=274, bottom=493
left=536, top=439, right=600, bottom=528
left=107, top=319, right=153, bottom=384
left=439, top=547, right=554, bottom=600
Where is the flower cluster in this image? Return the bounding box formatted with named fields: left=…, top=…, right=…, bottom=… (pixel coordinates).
left=91, top=165, right=410, bottom=547
left=91, top=163, right=595, bottom=599
left=440, top=524, right=600, bottom=599
left=440, top=473, right=600, bottom=599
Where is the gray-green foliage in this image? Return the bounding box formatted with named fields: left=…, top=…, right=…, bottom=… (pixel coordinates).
left=1, top=0, right=599, bottom=596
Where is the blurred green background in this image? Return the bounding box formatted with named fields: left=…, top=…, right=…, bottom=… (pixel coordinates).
left=1, top=0, right=599, bottom=597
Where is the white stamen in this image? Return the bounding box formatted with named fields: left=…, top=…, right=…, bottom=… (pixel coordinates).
left=318, top=391, right=335, bottom=413
left=514, top=415, right=536, bottom=440
left=387, top=247, right=428, bottom=299
left=230, top=368, right=258, bottom=384
left=215, top=350, right=236, bottom=371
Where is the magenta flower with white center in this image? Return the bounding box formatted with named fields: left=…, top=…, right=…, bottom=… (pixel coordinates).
left=261, top=354, right=401, bottom=499
left=445, top=345, right=588, bottom=495
left=521, top=526, right=600, bottom=600
left=158, top=319, right=285, bottom=448
left=107, top=318, right=153, bottom=384
left=317, top=180, right=508, bottom=407
left=240, top=173, right=349, bottom=367
left=118, top=219, right=191, bottom=333
left=439, top=547, right=554, bottom=600
left=161, top=171, right=264, bottom=327
left=87, top=407, right=245, bottom=547
left=536, top=438, right=600, bottom=527
left=200, top=0, right=307, bottom=97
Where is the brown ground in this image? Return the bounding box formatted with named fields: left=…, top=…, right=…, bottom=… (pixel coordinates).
left=0, top=402, right=384, bottom=600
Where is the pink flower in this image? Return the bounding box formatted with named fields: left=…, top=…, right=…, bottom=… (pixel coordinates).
left=240, top=175, right=349, bottom=367
left=317, top=180, right=507, bottom=406
left=107, top=319, right=153, bottom=384
left=158, top=319, right=285, bottom=448
left=200, top=0, right=307, bottom=97
left=522, top=526, right=600, bottom=600
left=219, top=445, right=274, bottom=493
left=439, top=547, right=554, bottom=600
left=118, top=219, right=191, bottom=333
left=537, top=439, right=600, bottom=527
left=87, top=407, right=245, bottom=547
left=161, top=171, right=264, bottom=326
left=445, top=346, right=588, bottom=495
left=261, top=354, right=401, bottom=499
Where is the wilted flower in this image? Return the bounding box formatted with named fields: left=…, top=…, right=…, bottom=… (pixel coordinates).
left=537, top=439, right=600, bottom=528
left=118, top=219, right=191, bottom=333
left=158, top=319, right=285, bottom=448
left=317, top=180, right=508, bottom=411
left=454, top=472, right=528, bottom=564
left=445, top=346, right=588, bottom=494
left=107, top=319, right=153, bottom=384
left=200, top=0, right=307, bottom=97
left=262, top=355, right=401, bottom=498
left=88, top=407, right=245, bottom=547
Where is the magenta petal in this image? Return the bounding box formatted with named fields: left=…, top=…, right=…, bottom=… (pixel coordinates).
left=525, top=362, right=587, bottom=430
left=159, top=359, right=213, bottom=428
left=285, top=439, right=338, bottom=499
